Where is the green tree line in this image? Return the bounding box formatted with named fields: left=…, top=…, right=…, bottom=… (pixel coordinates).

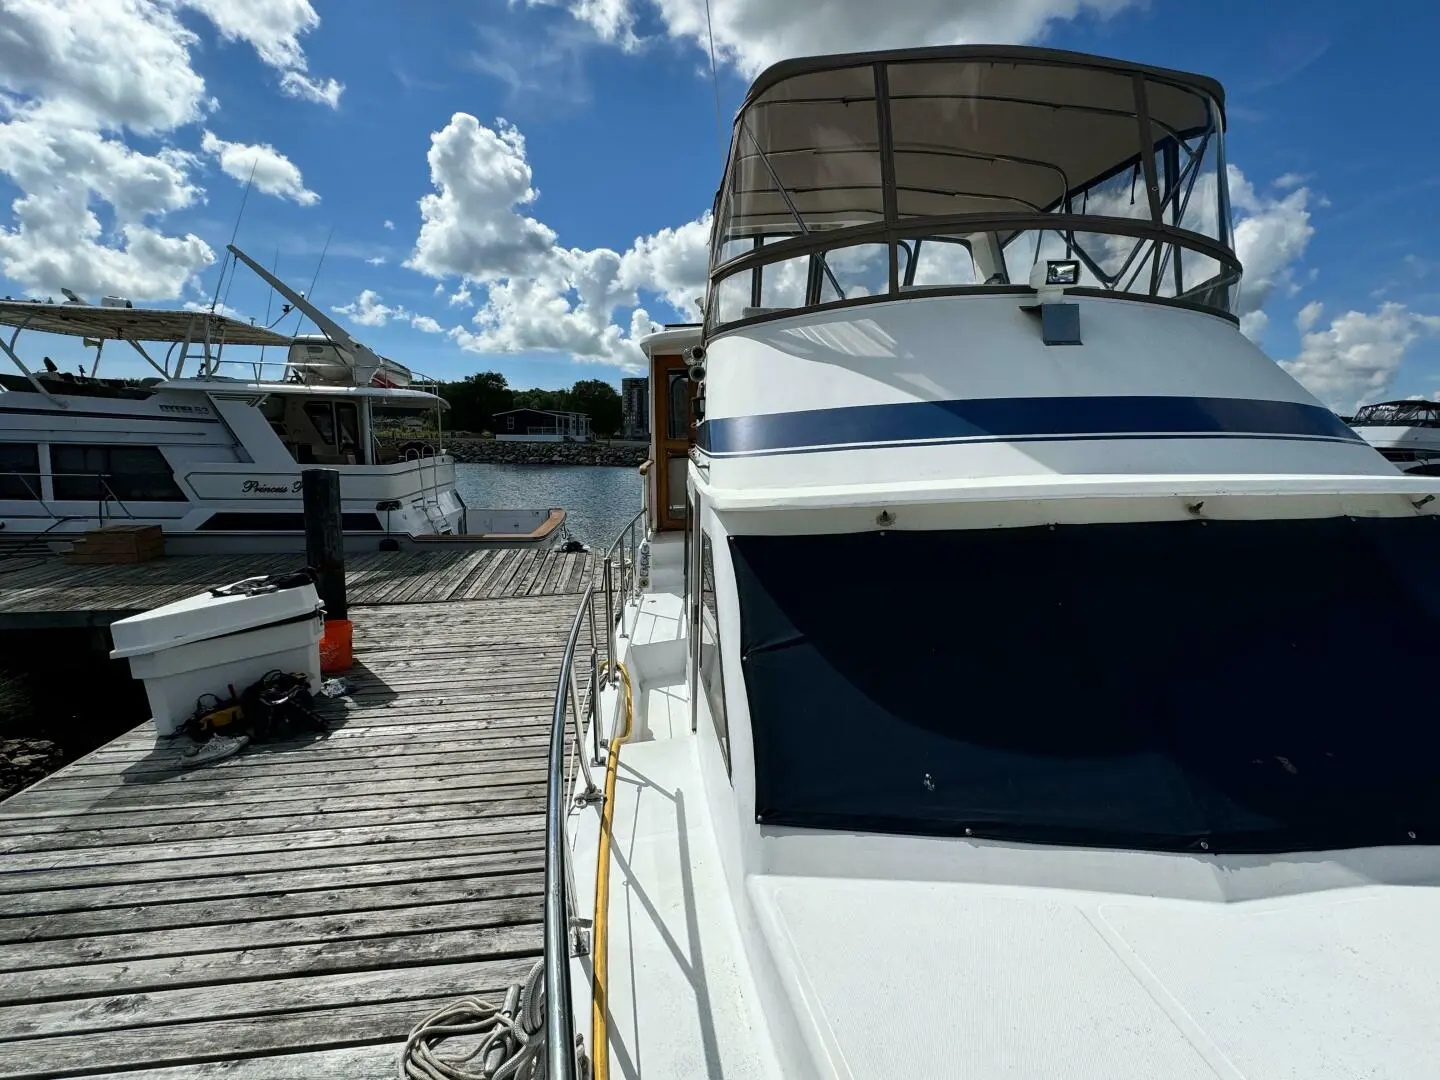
left=437, top=372, right=624, bottom=437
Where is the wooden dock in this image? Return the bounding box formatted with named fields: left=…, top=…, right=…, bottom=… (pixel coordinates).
left=0, top=555, right=595, bottom=1078
left=0, top=548, right=594, bottom=628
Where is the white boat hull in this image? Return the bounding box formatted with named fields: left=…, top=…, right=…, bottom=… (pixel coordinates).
left=0, top=384, right=564, bottom=552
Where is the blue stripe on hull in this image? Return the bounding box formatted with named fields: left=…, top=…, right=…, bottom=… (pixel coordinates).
left=694, top=396, right=1361, bottom=458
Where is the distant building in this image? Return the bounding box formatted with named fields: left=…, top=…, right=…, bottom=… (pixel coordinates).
left=621, top=377, right=649, bottom=440
left=492, top=408, right=593, bottom=442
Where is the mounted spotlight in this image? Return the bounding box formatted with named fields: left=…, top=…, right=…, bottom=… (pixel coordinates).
left=1044, top=259, right=1080, bottom=287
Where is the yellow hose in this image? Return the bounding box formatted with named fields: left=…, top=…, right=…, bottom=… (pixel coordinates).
left=591, top=661, right=634, bottom=1080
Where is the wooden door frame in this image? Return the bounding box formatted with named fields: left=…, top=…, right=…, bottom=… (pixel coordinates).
left=652, top=353, right=692, bottom=532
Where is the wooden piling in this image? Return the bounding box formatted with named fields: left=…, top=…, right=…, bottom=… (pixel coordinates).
left=302, top=468, right=347, bottom=622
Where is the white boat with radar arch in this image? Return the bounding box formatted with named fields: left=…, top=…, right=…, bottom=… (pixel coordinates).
left=453, top=44, right=1440, bottom=1080
left=0, top=244, right=564, bottom=553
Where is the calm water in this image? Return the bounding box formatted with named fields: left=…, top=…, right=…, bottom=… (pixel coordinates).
left=455, top=463, right=642, bottom=547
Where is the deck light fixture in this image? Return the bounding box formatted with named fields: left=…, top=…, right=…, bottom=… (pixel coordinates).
left=1045, top=260, right=1080, bottom=287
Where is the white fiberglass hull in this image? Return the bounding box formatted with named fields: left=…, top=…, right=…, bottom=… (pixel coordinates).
left=0, top=385, right=564, bottom=553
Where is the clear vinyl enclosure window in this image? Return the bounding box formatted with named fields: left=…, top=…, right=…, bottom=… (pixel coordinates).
left=1352, top=402, right=1440, bottom=429
left=709, top=53, right=1238, bottom=329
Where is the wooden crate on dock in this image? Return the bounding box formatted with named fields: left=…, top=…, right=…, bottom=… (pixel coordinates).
left=64, top=524, right=165, bottom=565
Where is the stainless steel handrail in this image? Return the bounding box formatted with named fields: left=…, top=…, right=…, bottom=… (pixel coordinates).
left=544, top=586, right=592, bottom=1078
left=601, top=508, right=646, bottom=695
left=2, top=470, right=138, bottom=523
left=543, top=499, right=648, bottom=1079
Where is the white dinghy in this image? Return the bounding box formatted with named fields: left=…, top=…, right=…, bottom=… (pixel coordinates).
left=491, top=45, right=1440, bottom=1080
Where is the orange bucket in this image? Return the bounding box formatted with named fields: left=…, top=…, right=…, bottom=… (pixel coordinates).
left=319, top=618, right=353, bottom=673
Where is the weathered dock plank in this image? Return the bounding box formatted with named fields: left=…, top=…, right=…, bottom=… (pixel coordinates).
left=0, top=549, right=593, bottom=626
left=0, top=589, right=587, bottom=1078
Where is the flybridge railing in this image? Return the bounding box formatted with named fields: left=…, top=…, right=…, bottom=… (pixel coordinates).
left=542, top=482, right=648, bottom=1077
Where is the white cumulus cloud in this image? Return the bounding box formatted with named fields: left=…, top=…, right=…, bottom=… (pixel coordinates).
left=200, top=131, right=319, bottom=206
left=528, top=0, right=1139, bottom=76
left=405, top=113, right=708, bottom=368
left=333, top=289, right=400, bottom=327
left=332, top=290, right=447, bottom=338
left=180, top=0, right=342, bottom=105
left=406, top=113, right=558, bottom=283
left=0, top=0, right=334, bottom=298
left=1279, top=303, right=1440, bottom=413
left=1296, top=300, right=1324, bottom=332
left=279, top=71, right=343, bottom=107
left=1230, top=166, right=1315, bottom=342
left=619, top=215, right=711, bottom=317
left=0, top=1, right=207, bottom=133
left=0, top=110, right=211, bottom=297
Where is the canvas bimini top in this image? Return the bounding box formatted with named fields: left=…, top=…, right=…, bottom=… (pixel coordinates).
left=708, top=44, right=1238, bottom=331
left=0, top=299, right=293, bottom=346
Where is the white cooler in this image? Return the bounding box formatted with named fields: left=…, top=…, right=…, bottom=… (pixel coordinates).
left=110, top=583, right=324, bottom=736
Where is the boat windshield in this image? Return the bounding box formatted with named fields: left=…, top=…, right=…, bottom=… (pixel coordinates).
left=732, top=516, right=1440, bottom=854
left=1352, top=402, right=1440, bottom=428
left=709, top=50, right=1237, bottom=330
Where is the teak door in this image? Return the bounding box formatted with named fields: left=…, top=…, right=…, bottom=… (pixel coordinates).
left=652, top=353, right=693, bottom=531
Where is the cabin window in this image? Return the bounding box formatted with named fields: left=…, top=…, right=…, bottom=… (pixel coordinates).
left=0, top=443, right=40, bottom=500
left=733, top=517, right=1440, bottom=854
left=335, top=402, right=360, bottom=454
left=304, top=402, right=337, bottom=445
left=665, top=370, right=690, bottom=441
left=51, top=445, right=185, bottom=501
left=700, top=531, right=730, bottom=773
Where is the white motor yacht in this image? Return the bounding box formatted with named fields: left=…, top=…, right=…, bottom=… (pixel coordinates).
left=1348, top=399, right=1440, bottom=475
left=527, top=45, right=1440, bottom=1080
left=0, top=245, right=564, bottom=553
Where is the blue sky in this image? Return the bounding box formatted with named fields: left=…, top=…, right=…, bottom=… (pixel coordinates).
left=0, top=0, right=1436, bottom=409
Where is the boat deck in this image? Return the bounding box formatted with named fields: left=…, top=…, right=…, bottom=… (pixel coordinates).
left=0, top=548, right=594, bottom=628
left=0, top=571, right=596, bottom=1077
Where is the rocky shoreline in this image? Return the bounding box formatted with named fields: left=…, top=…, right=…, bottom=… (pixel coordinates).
left=389, top=437, right=649, bottom=468
left=1, top=738, right=66, bottom=801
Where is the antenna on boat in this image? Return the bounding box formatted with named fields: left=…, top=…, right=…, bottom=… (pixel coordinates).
left=211, top=159, right=259, bottom=316
left=298, top=227, right=334, bottom=335
left=703, top=0, right=725, bottom=161
left=259, top=246, right=279, bottom=367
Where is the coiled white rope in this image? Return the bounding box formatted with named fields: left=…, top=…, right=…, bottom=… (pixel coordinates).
left=399, top=960, right=549, bottom=1080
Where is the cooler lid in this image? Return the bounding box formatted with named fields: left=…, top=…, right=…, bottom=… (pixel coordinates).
left=110, top=582, right=321, bottom=659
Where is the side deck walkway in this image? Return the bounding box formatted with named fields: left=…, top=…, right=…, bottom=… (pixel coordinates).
left=0, top=591, right=588, bottom=1079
